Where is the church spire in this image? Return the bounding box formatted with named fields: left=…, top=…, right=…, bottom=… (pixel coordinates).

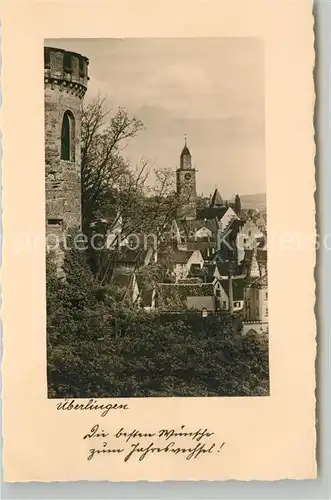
left=180, top=135, right=192, bottom=169
left=210, top=188, right=224, bottom=208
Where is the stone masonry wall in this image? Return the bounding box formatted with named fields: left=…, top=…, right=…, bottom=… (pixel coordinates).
left=44, top=47, right=89, bottom=258
left=45, top=87, right=83, bottom=231
left=176, top=168, right=197, bottom=220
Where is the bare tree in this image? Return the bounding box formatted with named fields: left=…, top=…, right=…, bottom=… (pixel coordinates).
left=81, top=95, right=192, bottom=287
left=81, top=95, right=145, bottom=230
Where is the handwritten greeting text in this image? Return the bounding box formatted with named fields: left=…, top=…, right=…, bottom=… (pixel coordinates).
left=83, top=424, right=225, bottom=462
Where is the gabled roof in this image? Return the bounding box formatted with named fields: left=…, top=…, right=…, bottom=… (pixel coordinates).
left=188, top=263, right=220, bottom=282
left=226, top=218, right=245, bottom=233
left=203, top=263, right=220, bottom=280
left=216, top=261, right=230, bottom=276
left=173, top=250, right=195, bottom=264
left=215, top=261, right=244, bottom=278
left=197, top=207, right=228, bottom=220
left=220, top=277, right=245, bottom=300
left=115, top=246, right=149, bottom=265
left=176, top=218, right=220, bottom=237
left=210, top=188, right=224, bottom=207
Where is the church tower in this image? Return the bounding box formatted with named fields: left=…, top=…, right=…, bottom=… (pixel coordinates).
left=176, top=138, right=197, bottom=220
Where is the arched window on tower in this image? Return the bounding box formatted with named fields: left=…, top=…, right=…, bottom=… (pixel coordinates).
left=61, top=110, right=75, bottom=161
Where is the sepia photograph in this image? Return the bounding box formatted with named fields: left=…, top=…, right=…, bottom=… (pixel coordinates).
left=45, top=38, right=269, bottom=399
left=2, top=0, right=317, bottom=483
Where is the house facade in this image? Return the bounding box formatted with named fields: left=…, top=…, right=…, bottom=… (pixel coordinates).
left=242, top=274, right=268, bottom=334
left=236, top=219, right=265, bottom=264
left=173, top=249, right=204, bottom=280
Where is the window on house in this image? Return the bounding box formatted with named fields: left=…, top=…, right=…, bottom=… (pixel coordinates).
left=61, top=110, right=75, bottom=161
left=248, top=230, right=252, bottom=236
left=265, top=308, right=268, bottom=316
left=265, top=291, right=268, bottom=299
left=216, top=289, right=221, bottom=297
left=256, top=306, right=259, bottom=315
left=222, top=301, right=226, bottom=308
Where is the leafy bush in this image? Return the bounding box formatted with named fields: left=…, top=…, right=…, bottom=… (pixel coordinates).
left=47, top=248, right=269, bottom=398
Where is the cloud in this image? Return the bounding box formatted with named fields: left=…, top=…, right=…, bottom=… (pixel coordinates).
left=68, top=38, right=266, bottom=196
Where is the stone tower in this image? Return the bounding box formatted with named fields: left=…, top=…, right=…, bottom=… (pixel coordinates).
left=44, top=46, right=89, bottom=257
left=176, top=138, right=197, bottom=220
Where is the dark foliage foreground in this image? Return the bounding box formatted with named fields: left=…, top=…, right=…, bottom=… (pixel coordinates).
left=47, top=249, right=269, bottom=398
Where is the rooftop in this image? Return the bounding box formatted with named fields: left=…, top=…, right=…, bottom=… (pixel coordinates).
left=173, top=250, right=195, bottom=264
left=197, top=207, right=229, bottom=220
left=187, top=296, right=216, bottom=312
left=180, top=144, right=191, bottom=157
left=158, top=282, right=215, bottom=311
left=176, top=218, right=220, bottom=237
left=115, top=246, right=152, bottom=265
left=210, top=188, right=224, bottom=207
left=221, top=277, right=246, bottom=300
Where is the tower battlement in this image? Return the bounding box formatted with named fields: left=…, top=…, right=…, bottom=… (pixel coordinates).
left=44, top=47, right=89, bottom=97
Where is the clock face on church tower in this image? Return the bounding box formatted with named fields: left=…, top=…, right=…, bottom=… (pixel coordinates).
left=184, top=172, right=192, bottom=181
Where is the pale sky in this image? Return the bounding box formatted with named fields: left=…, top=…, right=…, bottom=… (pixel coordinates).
left=46, top=38, right=265, bottom=199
